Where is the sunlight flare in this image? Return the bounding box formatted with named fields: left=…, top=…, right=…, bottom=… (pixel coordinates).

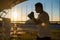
left=11, top=8, right=18, bottom=21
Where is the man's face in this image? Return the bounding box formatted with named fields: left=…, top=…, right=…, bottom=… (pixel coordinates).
left=35, top=6, right=42, bottom=13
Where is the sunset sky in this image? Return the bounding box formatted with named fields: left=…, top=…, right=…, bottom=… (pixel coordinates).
left=5, top=0, right=60, bottom=21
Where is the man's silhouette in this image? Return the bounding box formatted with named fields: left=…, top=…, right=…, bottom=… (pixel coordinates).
left=28, top=2, right=51, bottom=40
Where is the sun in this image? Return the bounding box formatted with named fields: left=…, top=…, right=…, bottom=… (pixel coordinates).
left=13, top=12, right=17, bottom=19
left=11, top=9, right=18, bottom=21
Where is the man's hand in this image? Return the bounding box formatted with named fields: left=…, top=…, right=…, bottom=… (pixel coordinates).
left=28, top=12, right=34, bottom=19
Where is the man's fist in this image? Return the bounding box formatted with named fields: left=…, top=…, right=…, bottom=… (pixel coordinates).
left=28, top=12, right=34, bottom=19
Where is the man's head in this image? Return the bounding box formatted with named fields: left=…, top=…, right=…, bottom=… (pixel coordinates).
left=35, top=2, right=43, bottom=13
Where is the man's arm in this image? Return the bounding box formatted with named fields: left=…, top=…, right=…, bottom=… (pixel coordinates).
left=28, top=12, right=42, bottom=24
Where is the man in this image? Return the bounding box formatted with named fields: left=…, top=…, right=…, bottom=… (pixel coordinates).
left=28, top=2, right=51, bottom=40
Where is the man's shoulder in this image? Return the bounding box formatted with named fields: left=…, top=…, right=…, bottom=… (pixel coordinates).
left=43, top=11, right=48, bottom=14
left=43, top=11, right=49, bottom=16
